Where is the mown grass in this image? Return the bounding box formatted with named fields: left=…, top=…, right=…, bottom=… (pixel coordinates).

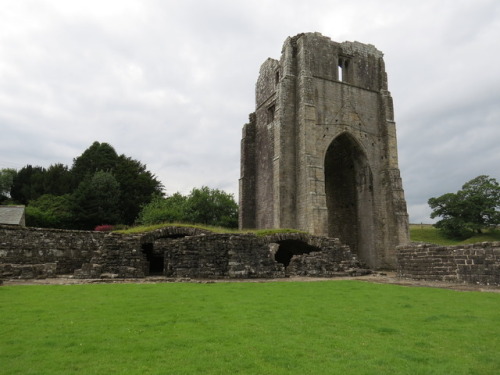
left=410, top=224, right=500, bottom=245
left=1, top=281, right=499, bottom=375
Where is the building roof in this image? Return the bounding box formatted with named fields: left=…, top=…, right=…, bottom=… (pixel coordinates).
left=0, top=205, right=26, bottom=226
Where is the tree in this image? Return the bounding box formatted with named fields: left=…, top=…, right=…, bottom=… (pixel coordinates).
left=71, top=142, right=163, bottom=225
left=44, top=164, right=73, bottom=196
left=0, top=168, right=17, bottom=203
left=114, top=155, right=164, bottom=224
left=10, top=165, right=46, bottom=204
left=428, top=175, right=500, bottom=239
left=184, top=186, right=238, bottom=228
left=71, top=171, right=122, bottom=229
left=136, top=186, right=239, bottom=228
left=136, top=193, right=188, bottom=225
left=71, top=141, right=119, bottom=188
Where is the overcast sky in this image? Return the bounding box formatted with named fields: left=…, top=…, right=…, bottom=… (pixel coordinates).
left=1, top=0, right=499, bottom=223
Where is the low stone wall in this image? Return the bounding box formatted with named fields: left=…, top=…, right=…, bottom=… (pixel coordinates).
left=75, top=230, right=367, bottom=279
left=0, top=225, right=104, bottom=278
left=74, top=233, right=145, bottom=279
left=397, top=242, right=500, bottom=286
left=162, top=233, right=288, bottom=279
left=1, top=225, right=367, bottom=280
left=4, top=225, right=499, bottom=285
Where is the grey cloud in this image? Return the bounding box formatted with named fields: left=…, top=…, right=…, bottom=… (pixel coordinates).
left=1, top=0, right=499, bottom=224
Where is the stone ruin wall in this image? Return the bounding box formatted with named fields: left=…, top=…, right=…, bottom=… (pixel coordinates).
left=397, top=242, right=500, bottom=286
left=0, top=225, right=103, bottom=279
left=0, top=225, right=367, bottom=280
left=1, top=225, right=498, bottom=286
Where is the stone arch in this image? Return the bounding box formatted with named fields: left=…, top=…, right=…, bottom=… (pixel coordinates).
left=324, top=132, right=375, bottom=266
left=139, top=226, right=212, bottom=244
left=265, top=233, right=322, bottom=268
left=139, top=226, right=212, bottom=276
left=273, top=239, right=321, bottom=268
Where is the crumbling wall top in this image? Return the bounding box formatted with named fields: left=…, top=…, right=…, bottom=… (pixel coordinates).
left=340, top=40, right=383, bottom=58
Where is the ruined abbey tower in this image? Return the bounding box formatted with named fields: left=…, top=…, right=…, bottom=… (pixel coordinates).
left=239, top=33, right=409, bottom=268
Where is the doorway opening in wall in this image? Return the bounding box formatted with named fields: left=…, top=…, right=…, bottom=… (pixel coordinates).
left=324, top=132, right=373, bottom=263
left=273, top=240, right=320, bottom=268
left=142, top=243, right=164, bottom=275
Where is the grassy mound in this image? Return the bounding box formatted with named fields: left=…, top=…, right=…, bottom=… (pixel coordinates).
left=114, top=223, right=305, bottom=237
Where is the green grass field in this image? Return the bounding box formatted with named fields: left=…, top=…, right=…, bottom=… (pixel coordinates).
left=1, top=281, right=499, bottom=375
left=410, top=224, right=500, bottom=245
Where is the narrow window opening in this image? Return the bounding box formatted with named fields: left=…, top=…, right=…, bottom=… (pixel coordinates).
left=338, top=57, right=350, bottom=82
left=275, top=71, right=280, bottom=85
left=267, top=104, right=275, bottom=124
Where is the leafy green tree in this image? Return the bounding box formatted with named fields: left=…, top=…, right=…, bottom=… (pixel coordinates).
left=136, top=187, right=238, bottom=228
left=44, top=164, right=73, bottom=196
left=136, top=193, right=188, bottom=225
left=428, top=175, right=500, bottom=239
left=0, top=168, right=17, bottom=203
left=10, top=165, right=46, bottom=204
left=71, top=142, right=163, bottom=225
left=25, top=194, right=73, bottom=228
left=71, top=171, right=122, bottom=229
left=71, top=141, right=119, bottom=188
left=115, top=155, right=164, bottom=224
left=184, top=186, right=238, bottom=228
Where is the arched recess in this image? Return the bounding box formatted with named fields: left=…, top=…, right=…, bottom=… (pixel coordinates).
left=273, top=239, right=321, bottom=268
left=324, top=133, right=375, bottom=266
left=140, top=226, right=212, bottom=276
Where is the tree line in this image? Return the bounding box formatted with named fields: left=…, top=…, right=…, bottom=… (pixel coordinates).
left=1, top=142, right=164, bottom=229
left=0, top=141, right=239, bottom=230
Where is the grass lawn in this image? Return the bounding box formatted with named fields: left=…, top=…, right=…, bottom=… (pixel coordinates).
left=1, top=281, right=499, bottom=375
left=410, top=224, right=500, bottom=245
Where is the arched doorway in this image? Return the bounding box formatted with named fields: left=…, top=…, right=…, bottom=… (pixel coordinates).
left=324, top=133, right=375, bottom=266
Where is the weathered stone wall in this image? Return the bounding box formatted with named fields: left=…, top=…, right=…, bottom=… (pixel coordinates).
left=74, top=233, right=145, bottom=279
left=144, top=231, right=366, bottom=279
left=161, top=234, right=282, bottom=279
left=3, top=226, right=499, bottom=286
left=0, top=225, right=104, bottom=278
left=239, top=32, right=409, bottom=269
left=397, top=242, right=500, bottom=286
left=0, top=225, right=366, bottom=280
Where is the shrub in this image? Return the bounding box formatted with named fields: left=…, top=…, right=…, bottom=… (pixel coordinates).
left=94, top=224, right=114, bottom=232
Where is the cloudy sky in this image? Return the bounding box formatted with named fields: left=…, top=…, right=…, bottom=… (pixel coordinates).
left=1, top=0, right=499, bottom=223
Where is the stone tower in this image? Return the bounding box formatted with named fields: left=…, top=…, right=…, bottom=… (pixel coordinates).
left=239, top=33, right=409, bottom=269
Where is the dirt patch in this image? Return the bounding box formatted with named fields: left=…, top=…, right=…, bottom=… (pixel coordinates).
left=2, top=272, right=499, bottom=293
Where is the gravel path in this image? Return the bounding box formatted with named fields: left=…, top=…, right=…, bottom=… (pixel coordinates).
left=2, top=272, right=499, bottom=293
